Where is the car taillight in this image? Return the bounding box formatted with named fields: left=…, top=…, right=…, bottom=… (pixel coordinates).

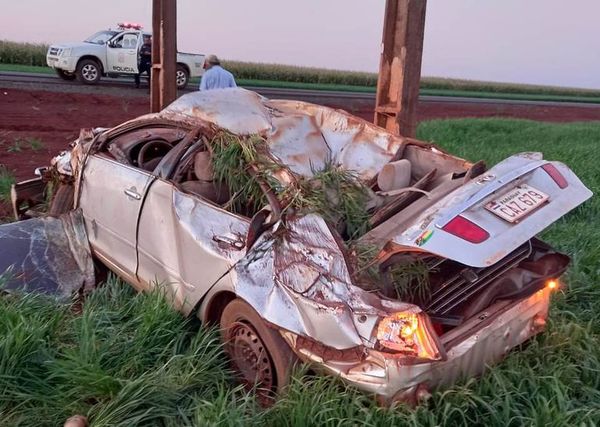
left=442, top=215, right=489, bottom=243
left=542, top=163, right=568, bottom=189
left=376, top=312, right=443, bottom=360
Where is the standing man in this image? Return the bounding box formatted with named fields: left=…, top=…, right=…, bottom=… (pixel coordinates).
left=135, top=34, right=152, bottom=88
left=199, top=55, right=237, bottom=90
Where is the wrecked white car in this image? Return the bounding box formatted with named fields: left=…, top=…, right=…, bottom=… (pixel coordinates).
left=6, top=88, right=592, bottom=405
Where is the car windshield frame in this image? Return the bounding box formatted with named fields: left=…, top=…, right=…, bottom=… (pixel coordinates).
left=84, top=30, right=119, bottom=45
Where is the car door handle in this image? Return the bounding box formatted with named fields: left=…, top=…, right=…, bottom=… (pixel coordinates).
left=124, top=188, right=142, bottom=200
left=213, top=235, right=245, bottom=250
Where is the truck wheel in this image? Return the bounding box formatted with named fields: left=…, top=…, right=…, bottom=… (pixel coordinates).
left=49, top=184, right=74, bottom=215
left=176, top=65, right=189, bottom=89
left=55, top=69, right=76, bottom=81
left=76, top=59, right=101, bottom=85
left=220, top=298, right=296, bottom=406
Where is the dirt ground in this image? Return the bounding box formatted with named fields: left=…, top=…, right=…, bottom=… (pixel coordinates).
left=1, top=85, right=599, bottom=217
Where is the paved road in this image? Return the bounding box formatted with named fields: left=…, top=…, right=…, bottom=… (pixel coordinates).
left=4, top=71, right=600, bottom=109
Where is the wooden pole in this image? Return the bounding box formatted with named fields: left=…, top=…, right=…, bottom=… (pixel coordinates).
left=150, top=0, right=161, bottom=113
left=151, top=0, right=177, bottom=112
left=374, top=0, right=427, bottom=137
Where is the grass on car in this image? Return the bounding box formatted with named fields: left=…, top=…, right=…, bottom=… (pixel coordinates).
left=0, top=118, right=599, bottom=426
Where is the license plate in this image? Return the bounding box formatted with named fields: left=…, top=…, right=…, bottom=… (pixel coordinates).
left=485, top=184, right=549, bottom=223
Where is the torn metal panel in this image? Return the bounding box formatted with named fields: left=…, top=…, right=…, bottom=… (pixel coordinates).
left=233, top=214, right=421, bottom=350
left=0, top=210, right=95, bottom=297
left=267, top=99, right=404, bottom=181
left=11, top=177, right=46, bottom=221
left=162, top=88, right=272, bottom=135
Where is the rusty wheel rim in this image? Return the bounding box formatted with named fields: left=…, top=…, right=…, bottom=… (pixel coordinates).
left=225, top=321, right=275, bottom=398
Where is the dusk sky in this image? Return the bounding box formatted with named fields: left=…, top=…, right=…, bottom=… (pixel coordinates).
left=1, top=0, right=598, bottom=89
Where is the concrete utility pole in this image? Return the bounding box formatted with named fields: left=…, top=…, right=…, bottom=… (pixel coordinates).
left=374, top=0, right=427, bottom=137
left=151, top=0, right=177, bottom=113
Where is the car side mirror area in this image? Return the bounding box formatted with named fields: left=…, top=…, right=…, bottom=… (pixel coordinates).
left=246, top=208, right=275, bottom=250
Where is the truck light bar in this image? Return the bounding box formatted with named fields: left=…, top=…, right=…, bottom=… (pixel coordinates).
left=118, top=22, right=143, bottom=30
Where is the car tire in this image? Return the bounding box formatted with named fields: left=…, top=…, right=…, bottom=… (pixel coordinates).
left=176, top=65, right=189, bottom=90
left=49, top=184, right=74, bottom=215
left=55, top=69, right=77, bottom=81
left=220, top=298, right=297, bottom=405
left=76, top=59, right=101, bottom=85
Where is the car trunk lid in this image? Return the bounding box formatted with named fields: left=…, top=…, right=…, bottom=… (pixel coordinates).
left=362, top=153, right=592, bottom=268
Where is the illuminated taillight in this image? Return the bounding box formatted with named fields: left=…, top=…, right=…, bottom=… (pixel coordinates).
left=542, top=163, right=568, bottom=189
left=376, top=312, right=443, bottom=359
left=442, top=215, right=489, bottom=243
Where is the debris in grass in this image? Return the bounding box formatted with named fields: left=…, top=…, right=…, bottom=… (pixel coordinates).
left=63, top=415, right=89, bottom=427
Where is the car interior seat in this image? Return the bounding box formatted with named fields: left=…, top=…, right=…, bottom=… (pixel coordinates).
left=180, top=151, right=230, bottom=205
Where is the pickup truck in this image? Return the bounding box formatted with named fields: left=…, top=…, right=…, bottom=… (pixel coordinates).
left=46, top=25, right=205, bottom=89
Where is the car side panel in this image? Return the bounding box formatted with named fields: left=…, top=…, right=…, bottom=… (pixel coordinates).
left=136, top=179, right=249, bottom=313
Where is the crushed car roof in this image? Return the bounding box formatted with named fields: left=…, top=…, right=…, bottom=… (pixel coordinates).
left=158, top=88, right=406, bottom=181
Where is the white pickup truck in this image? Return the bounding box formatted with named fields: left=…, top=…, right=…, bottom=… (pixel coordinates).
left=46, top=25, right=205, bottom=89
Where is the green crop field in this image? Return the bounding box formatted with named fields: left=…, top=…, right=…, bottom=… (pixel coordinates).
left=3, top=39, right=600, bottom=103
left=1, top=118, right=599, bottom=426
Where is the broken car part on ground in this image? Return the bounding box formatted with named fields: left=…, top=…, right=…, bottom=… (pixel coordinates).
left=5, top=88, right=592, bottom=405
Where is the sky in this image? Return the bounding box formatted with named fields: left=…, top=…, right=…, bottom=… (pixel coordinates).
left=1, top=0, right=599, bottom=89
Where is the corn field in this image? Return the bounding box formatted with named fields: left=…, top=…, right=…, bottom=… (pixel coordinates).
left=3, top=39, right=600, bottom=99
left=0, top=40, right=48, bottom=67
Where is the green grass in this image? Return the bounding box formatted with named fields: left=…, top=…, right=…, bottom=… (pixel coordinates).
left=4, top=137, right=45, bottom=153
left=0, top=63, right=54, bottom=74
left=1, top=119, right=600, bottom=425
left=0, top=165, right=15, bottom=202
left=420, top=88, right=600, bottom=104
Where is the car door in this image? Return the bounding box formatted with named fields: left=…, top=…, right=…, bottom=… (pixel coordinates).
left=137, top=180, right=250, bottom=313
left=106, top=32, right=139, bottom=74
left=79, top=154, right=153, bottom=281
left=136, top=143, right=250, bottom=313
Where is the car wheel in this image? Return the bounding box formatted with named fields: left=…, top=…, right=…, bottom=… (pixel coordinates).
left=76, top=59, right=101, bottom=85
left=220, top=298, right=296, bottom=405
left=55, top=69, right=77, bottom=81
left=176, top=65, right=189, bottom=89
left=49, top=184, right=74, bottom=215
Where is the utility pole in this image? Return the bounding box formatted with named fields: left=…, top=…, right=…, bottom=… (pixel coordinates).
left=151, top=0, right=177, bottom=113
left=374, top=0, right=427, bottom=137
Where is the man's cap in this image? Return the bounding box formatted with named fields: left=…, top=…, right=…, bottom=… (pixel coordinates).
left=206, top=54, right=220, bottom=65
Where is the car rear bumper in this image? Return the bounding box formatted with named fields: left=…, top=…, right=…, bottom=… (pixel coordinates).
left=285, top=287, right=552, bottom=403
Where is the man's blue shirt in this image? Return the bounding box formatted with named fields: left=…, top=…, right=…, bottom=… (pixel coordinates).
left=199, top=65, right=237, bottom=90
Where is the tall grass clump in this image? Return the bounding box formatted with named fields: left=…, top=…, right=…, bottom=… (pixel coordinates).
left=0, top=40, right=48, bottom=67
left=0, top=165, right=15, bottom=202
left=0, top=275, right=246, bottom=426
left=210, top=132, right=371, bottom=239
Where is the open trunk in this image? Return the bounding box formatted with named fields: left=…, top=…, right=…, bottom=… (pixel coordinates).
left=377, top=238, right=569, bottom=334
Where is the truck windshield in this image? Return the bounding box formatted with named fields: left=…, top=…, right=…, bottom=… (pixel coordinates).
left=84, top=31, right=119, bottom=45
